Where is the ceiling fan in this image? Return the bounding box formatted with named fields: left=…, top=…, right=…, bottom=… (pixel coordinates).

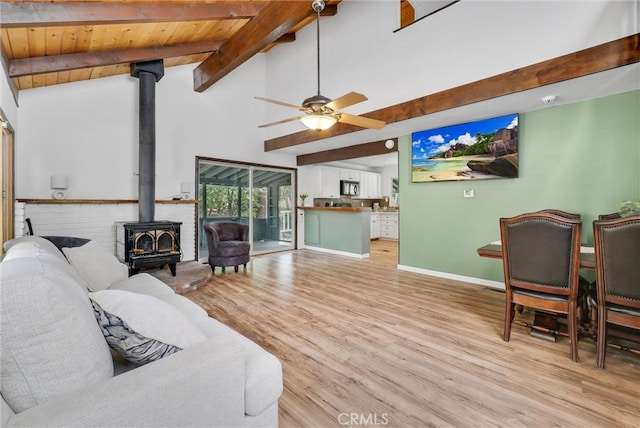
left=256, top=0, right=385, bottom=131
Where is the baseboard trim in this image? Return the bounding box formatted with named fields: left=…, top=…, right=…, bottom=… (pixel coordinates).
left=397, top=264, right=505, bottom=290
left=304, top=246, right=369, bottom=259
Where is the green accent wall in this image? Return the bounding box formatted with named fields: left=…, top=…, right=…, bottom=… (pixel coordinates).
left=398, top=90, right=640, bottom=283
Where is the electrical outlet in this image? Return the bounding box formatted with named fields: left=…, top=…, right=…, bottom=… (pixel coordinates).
left=463, top=189, right=475, bottom=198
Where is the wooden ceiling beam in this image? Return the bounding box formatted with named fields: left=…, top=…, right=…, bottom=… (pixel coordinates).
left=265, top=33, right=640, bottom=152
left=193, top=1, right=314, bottom=93
left=296, top=139, right=398, bottom=166
left=0, top=43, right=19, bottom=104
left=8, top=40, right=224, bottom=77
left=0, top=1, right=264, bottom=27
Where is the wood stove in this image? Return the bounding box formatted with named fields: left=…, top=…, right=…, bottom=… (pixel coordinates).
left=114, top=61, right=183, bottom=276
left=116, top=221, right=181, bottom=276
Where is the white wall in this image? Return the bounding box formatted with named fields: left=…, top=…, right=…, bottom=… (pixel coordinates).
left=263, top=0, right=638, bottom=144
left=15, top=55, right=296, bottom=200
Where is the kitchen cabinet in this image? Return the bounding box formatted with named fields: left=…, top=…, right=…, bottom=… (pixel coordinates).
left=357, top=171, right=381, bottom=199
left=380, top=213, right=398, bottom=240
left=370, top=214, right=380, bottom=239
left=339, top=169, right=361, bottom=181
left=302, top=165, right=340, bottom=199
left=319, top=166, right=340, bottom=198
left=298, top=166, right=317, bottom=199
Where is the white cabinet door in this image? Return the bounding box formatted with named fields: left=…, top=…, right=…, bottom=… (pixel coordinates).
left=357, top=172, right=370, bottom=199
left=380, top=213, right=398, bottom=240
left=339, top=169, right=361, bottom=181
left=370, top=214, right=380, bottom=239
left=357, top=172, right=382, bottom=199
left=371, top=173, right=381, bottom=198
left=298, top=165, right=320, bottom=201
left=320, top=166, right=340, bottom=198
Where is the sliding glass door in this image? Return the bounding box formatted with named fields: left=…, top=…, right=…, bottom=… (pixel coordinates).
left=197, top=159, right=295, bottom=259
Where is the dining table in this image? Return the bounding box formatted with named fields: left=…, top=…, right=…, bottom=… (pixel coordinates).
left=476, top=240, right=595, bottom=270
left=478, top=240, right=640, bottom=351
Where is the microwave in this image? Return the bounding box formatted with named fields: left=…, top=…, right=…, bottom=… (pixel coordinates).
left=340, top=180, right=360, bottom=196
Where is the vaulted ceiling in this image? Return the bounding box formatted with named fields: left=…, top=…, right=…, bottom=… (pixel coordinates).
left=0, top=0, right=340, bottom=93
left=1, top=1, right=638, bottom=165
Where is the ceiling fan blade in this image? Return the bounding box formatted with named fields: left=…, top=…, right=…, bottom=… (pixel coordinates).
left=338, top=113, right=386, bottom=130
left=255, top=97, right=303, bottom=110
left=258, top=116, right=304, bottom=128
left=324, top=92, right=368, bottom=111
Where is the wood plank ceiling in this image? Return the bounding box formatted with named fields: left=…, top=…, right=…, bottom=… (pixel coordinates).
left=0, top=0, right=339, bottom=92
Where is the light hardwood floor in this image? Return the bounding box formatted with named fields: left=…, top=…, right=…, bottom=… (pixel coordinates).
left=183, top=241, right=640, bottom=427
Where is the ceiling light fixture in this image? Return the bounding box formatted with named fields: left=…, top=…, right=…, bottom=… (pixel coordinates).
left=300, top=114, right=338, bottom=131
left=300, top=0, right=335, bottom=131
left=255, top=0, right=385, bottom=131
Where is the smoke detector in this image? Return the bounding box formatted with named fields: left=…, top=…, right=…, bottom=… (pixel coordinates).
left=541, top=95, right=558, bottom=104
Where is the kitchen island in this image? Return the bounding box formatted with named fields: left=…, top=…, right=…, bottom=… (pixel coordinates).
left=298, top=206, right=371, bottom=258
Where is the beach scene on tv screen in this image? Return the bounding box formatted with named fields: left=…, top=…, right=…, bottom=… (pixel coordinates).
left=412, top=113, right=519, bottom=182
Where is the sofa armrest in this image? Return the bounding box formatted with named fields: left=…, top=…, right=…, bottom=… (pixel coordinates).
left=6, top=339, right=245, bottom=428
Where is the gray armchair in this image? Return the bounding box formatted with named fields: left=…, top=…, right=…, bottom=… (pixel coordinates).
left=204, top=222, right=250, bottom=273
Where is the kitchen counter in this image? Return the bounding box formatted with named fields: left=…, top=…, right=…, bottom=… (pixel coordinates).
left=301, top=207, right=370, bottom=258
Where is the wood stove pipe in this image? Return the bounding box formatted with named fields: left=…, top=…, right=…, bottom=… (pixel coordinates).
left=130, top=60, right=164, bottom=223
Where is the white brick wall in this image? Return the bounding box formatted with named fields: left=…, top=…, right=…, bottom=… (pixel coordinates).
left=19, top=202, right=197, bottom=261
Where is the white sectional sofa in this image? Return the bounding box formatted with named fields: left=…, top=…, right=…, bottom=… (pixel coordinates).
left=0, top=236, right=282, bottom=427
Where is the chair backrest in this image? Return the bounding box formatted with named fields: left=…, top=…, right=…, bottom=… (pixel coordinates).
left=593, top=215, right=640, bottom=306
left=205, top=221, right=248, bottom=242
left=598, top=212, right=621, bottom=220
left=25, top=218, right=34, bottom=235
left=500, top=212, right=582, bottom=294
left=537, top=209, right=581, bottom=219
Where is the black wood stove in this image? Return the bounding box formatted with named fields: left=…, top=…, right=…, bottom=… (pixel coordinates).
left=116, top=221, right=181, bottom=276
left=114, top=60, right=182, bottom=276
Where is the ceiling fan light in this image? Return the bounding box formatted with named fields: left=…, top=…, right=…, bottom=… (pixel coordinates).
left=301, top=114, right=337, bottom=131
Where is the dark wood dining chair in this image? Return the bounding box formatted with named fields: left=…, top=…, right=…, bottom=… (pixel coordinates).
left=598, top=212, right=621, bottom=220
left=500, top=211, right=583, bottom=361
left=537, top=209, right=581, bottom=219
left=593, top=215, right=640, bottom=368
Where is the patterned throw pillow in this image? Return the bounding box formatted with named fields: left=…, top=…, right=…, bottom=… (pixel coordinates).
left=89, top=290, right=206, bottom=365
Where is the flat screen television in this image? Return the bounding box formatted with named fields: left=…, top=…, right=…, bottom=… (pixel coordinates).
left=411, top=113, right=519, bottom=183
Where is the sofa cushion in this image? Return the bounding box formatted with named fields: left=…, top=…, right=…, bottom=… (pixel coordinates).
left=108, top=272, right=175, bottom=297
left=62, top=240, right=129, bottom=291
left=2, top=235, right=66, bottom=257
left=109, top=274, right=208, bottom=318
left=89, top=290, right=206, bottom=365
left=191, top=317, right=283, bottom=416
left=2, top=238, right=90, bottom=292
left=0, top=257, right=114, bottom=413
left=217, top=241, right=251, bottom=258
